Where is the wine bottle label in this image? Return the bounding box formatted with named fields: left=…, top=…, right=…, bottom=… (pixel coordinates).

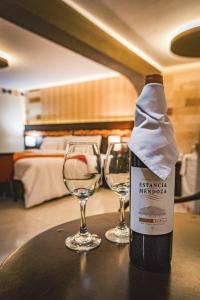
left=131, top=167, right=175, bottom=235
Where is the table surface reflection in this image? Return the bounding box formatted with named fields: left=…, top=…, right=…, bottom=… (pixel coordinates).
left=0, top=212, right=200, bottom=300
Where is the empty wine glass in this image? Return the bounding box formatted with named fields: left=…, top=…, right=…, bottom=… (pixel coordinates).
left=63, top=142, right=102, bottom=252
left=104, top=142, right=130, bottom=243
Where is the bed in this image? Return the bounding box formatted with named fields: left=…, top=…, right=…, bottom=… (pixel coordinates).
left=13, top=135, right=103, bottom=208
left=14, top=151, right=67, bottom=208
left=13, top=121, right=133, bottom=208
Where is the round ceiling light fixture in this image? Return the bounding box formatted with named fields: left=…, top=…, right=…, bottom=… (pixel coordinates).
left=170, top=20, right=200, bottom=57
left=0, top=56, right=9, bottom=68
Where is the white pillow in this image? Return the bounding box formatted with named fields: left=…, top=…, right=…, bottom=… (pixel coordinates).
left=40, top=136, right=68, bottom=151
left=64, top=135, right=102, bottom=149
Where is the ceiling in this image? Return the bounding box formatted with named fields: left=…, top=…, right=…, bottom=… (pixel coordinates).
left=0, top=18, right=118, bottom=91
left=65, top=0, right=200, bottom=69
left=0, top=1, right=200, bottom=91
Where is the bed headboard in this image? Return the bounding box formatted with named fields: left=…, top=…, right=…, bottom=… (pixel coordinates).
left=24, top=121, right=133, bottom=153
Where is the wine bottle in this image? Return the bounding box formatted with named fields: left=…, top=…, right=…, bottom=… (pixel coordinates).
left=129, top=74, right=175, bottom=272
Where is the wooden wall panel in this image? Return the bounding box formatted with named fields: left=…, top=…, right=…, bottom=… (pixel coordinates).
left=26, top=70, right=200, bottom=154
left=164, top=67, right=200, bottom=154
left=26, top=76, right=137, bottom=124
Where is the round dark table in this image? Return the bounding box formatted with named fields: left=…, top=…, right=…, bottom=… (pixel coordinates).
left=0, top=212, right=200, bottom=300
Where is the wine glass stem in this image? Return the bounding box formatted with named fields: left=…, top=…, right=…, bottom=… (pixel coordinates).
left=118, top=196, right=126, bottom=229
left=80, top=199, right=88, bottom=234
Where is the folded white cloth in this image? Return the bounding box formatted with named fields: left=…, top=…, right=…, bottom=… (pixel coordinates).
left=128, top=83, right=179, bottom=180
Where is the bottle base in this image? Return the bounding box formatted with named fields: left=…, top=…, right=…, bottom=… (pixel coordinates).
left=130, top=231, right=173, bottom=272
left=131, top=260, right=171, bottom=273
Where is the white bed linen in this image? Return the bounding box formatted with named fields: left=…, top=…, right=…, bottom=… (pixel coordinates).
left=14, top=155, right=68, bottom=208
left=14, top=150, right=104, bottom=208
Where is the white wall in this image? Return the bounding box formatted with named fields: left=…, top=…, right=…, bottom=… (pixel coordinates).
left=0, top=91, right=25, bottom=152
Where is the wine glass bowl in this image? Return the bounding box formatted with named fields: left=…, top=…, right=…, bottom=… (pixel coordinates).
left=63, top=142, right=102, bottom=252
left=104, top=142, right=130, bottom=244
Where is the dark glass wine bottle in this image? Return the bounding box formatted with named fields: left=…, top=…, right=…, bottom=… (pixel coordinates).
left=129, top=74, right=175, bottom=272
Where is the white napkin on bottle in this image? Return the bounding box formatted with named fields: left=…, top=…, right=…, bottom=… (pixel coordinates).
left=128, top=83, right=179, bottom=180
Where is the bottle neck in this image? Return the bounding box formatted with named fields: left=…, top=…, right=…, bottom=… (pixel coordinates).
left=145, top=74, right=163, bottom=85
left=131, top=152, right=147, bottom=168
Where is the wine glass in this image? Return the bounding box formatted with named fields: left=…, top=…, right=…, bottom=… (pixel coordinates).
left=104, top=142, right=130, bottom=244
left=63, top=142, right=102, bottom=252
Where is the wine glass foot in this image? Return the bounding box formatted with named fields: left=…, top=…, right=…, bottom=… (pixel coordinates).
left=105, top=226, right=130, bottom=244
left=65, top=232, right=101, bottom=252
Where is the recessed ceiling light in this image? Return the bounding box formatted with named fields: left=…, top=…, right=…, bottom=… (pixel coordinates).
left=170, top=20, right=200, bottom=57
left=0, top=50, right=12, bottom=68
left=0, top=56, right=8, bottom=68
